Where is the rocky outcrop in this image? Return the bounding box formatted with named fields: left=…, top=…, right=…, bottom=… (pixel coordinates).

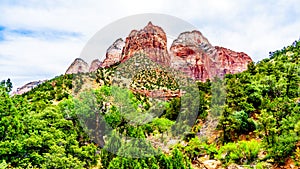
left=65, top=58, right=89, bottom=74
left=170, top=30, right=219, bottom=81
left=12, top=80, right=46, bottom=95
left=170, top=30, right=252, bottom=81
left=202, top=160, right=222, bottom=169
left=101, top=38, right=125, bottom=68
left=227, top=163, right=247, bottom=169
left=215, top=46, right=252, bottom=76
left=121, top=22, right=170, bottom=66
left=89, top=59, right=102, bottom=72
left=65, top=22, right=252, bottom=81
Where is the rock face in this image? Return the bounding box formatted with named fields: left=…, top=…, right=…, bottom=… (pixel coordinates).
left=202, top=160, right=222, bottom=169
left=12, top=80, right=46, bottom=95
left=89, top=59, right=102, bottom=72
left=121, top=22, right=170, bottom=66
left=65, top=22, right=252, bottom=81
left=215, top=46, right=252, bottom=76
left=65, top=58, right=89, bottom=74
left=170, top=30, right=252, bottom=81
left=102, top=38, right=125, bottom=68
left=170, top=30, right=219, bottom=81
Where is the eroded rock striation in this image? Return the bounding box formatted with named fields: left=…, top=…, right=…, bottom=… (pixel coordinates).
left=66, top=22, right=252, bottom=81
left=215, top=46, right=252, bottom=76
left=121, top=22, right=170, bottom=66
left=169, top=30, right=252, bottom=81
left=169, top=30, right=219, bottom=81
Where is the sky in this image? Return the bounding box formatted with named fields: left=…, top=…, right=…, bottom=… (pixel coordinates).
left=0, top=0, right=300, bottom=90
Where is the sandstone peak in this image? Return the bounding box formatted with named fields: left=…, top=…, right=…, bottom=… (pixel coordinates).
left=147, top=21, right=153, bottom=26
left=170, top=31, right=217, bottom=81
left=170, top=30, right=252, bottom=81
left=65, top=22, right=253, bottom=81
left=107, top=38, right=125, bottom=52
left=121, top=22, right=170, bottom=66
left=173, top=30, right=210, bottom=46
left=215, top=46, right=250, bottom=59
left=101, top=38, right=125, bottom=68
left=74, top=58, right=86, bottom=62
left=89, top=59, right=102, bottom=72
left=65, top=58, right=89, bottom=74
left=12, top=80, right=46, bottom=95
left=215, top=46, right=252, bottom=75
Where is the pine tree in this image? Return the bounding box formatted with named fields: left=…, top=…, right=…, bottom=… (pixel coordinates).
left=171, top=148, right=187, bottom=169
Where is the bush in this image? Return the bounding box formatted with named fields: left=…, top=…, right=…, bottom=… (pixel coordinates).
left=215, top=140, right=261, bottom=165
left=175, top=137, right=217, bottom=161
left=232, top=111, right=256, bottom=134
left=267, top=133, right=298, bottom=163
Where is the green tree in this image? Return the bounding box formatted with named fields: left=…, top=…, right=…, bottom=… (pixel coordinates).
left=0, top=78, right=13, bottom=93
left=218, top=106, right=235, bottom=142
left=247, top=62, right=257, bottom=75
left=158, top=153, right=172, bottom=169
left=258, top=109, right=277, bottom=145
left=171, top=148, right=188, bottom=169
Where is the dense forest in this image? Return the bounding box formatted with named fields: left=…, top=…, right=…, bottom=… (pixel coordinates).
left=0, top=40, right=299, bottom=168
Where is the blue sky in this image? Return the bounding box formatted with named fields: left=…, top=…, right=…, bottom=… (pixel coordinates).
left=0, top=26, right=82, bottom=40
left=0, top=0, right=300, bottom=90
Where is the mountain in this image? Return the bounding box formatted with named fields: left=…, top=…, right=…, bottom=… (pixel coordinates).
left=170, top=31, right=252, bottom=81
left=121, top=21, right=170, bottom=66
left=215, top=46, right=252, bottom=75
left=67, top=22, right=252, bottom=81
left=170, top=30, right=219, bottom=81
left=13, top=22, right=252, bottom=98
left=65, top=58, right=89, bottom=74
left=3, top=25, right=300, bottom=168
left=89, top=59, right=102, bottom=72
left=11, top=80, right=46, bottom=95
left=102, top=38, right=125, bottom=68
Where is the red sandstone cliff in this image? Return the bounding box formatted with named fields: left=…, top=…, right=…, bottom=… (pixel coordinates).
left=66, top=22, right=252, bottom=81
left=169, top=30, right=252, bottom=81
left=121, top=22, right=170, bottom=66
left=169, top=30, right=219, bottom=81
left=215, top=46, right=252, bottom=76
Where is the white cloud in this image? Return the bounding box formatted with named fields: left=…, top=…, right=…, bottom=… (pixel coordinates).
left=0, top=0, right=299, bottom=89
left=0, top=35, right=84, bottom=88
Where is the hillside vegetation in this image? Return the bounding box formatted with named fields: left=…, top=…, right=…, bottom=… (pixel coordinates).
left=0, top=40, right=299, bottom=168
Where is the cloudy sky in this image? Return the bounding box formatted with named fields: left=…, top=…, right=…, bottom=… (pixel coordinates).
left=0, top=0, right=299, bottom=89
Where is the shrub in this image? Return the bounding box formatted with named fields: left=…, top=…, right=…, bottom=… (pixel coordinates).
left=215, top=140, right=261, bottom=165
